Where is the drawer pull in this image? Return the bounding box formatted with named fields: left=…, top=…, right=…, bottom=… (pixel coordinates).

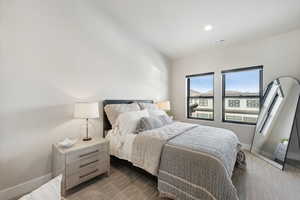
left=79, top=150, right=99, bottom=158
left=80, top=169, right=98, bottom=179
left=80, top=160, right=99, bottom=168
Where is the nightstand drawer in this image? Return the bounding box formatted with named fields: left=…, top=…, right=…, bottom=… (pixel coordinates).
left=65, top=161, right=108, bottom=190
left=66, top=153, right=108, bottom=176
left=66, top=143, right=107, bottom=163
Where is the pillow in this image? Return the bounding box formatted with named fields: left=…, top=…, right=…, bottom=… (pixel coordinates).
left=116, top=109, right=149, bottom=135
left=138, top=102, right=159, bottom=110
left=135, top=116, right=164, bottom=133
left=158, top=115, right=173, bottom=125
left=148, top=109, right=168, bottom=118
left=104, top=103, right=140, bottom=127
left=19, top=175, right=62, bottom=200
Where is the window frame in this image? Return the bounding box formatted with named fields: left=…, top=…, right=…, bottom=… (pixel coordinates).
left=222, top=66, right=263, bottom=125
left=186, top=72, right=215, bottom=121
left=259, top=93, right=279, bottom=133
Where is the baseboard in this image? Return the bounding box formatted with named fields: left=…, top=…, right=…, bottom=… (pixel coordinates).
left=241, top=143, right=251, bottom=151
left=0, top=173, right=52, bottom=200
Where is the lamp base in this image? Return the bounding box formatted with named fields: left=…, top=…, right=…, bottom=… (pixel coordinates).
left=83, top=137, right=92, bottom=141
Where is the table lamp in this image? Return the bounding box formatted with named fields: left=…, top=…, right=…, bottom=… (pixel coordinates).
left=156, top=100, right=171, bottom=111
left=156, top=100, right=171, bottom=116
left=74, top=102, right=99, bottom=141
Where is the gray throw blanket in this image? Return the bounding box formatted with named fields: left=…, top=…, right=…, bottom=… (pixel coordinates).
left=132, top=122, right=196, bottom=175
left=132, top=122, right=241, bottom=200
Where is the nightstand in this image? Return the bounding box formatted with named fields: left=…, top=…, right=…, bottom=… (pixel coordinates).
left=52, top=139, right=110, bottom=195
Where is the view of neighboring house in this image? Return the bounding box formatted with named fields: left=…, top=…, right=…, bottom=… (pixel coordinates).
left=189, top=89, right=214, bottom=119
left=189, top=89, right=260, bottom=123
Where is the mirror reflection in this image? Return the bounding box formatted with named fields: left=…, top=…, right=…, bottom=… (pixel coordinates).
left=251, top=77, right=300, bottom=169
left=286, top=99, right=300, bottom=168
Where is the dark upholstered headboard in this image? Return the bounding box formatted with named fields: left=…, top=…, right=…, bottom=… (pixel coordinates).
left=102, top=99, right=153, bottom=137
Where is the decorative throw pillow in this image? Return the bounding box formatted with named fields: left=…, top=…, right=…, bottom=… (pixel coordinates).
left=135, top=116, right=165, bottom=133
left=116, top=109, right=149, bottom=135
left=19, top=175, right=62, bottom=200
left=158, top=115, right=173, bottom=125
left=104, top=103, right=140, bottom=128
left=138, top=102, right=159, bottom=110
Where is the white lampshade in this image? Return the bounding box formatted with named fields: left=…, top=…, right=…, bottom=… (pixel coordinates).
left=156, top=101, right=171, bottom=111
left=74, top=102, right=99, bottom=119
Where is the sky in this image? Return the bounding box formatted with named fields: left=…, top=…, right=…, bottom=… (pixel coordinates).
left=190, top=69, right=260, bottom=93
left=225, top=70, right=260, bottom=92
left=190, top=74, right=213, bottom=93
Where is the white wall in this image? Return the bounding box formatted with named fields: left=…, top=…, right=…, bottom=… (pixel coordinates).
left=0, top=0, right=169, bottom=192
left=171, top=29, right=300, bottom=145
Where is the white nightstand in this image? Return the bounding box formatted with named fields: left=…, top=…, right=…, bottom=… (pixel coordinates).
left=52, top=139, right=110, bottom=195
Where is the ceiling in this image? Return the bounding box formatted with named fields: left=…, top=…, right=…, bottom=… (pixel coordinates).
left=99, top=0, right=300, bottom=59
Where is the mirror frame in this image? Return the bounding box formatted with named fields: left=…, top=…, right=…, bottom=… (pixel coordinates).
left=250, top=76, right=300, bottom=170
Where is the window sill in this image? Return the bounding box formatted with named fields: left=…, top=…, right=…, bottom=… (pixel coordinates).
left=187, top=117, right=214, bottom=121
left=222, top=120, right=257, bottom=126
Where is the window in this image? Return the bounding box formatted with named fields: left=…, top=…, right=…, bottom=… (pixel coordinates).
left=247, top=99, right=259, bottom=108
left=198, top=98, right=208, bottom=106
left=225, top=114, right=243, bottom=121
left=222, top=66, right=263, bottom=124
left=186, top=72, right=214, bottom=120
left=228, top=99, right=240, bottom=107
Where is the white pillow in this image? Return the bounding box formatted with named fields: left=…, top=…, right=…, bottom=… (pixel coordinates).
left=138, top=102, right=159, bottom=110
left=19, top=175, right=62, bottom=200
left=104, top=103, right=140, bottom=128
left=116, top=109, right=149, bottom=135
left=148, top=109, right=168, bottom=118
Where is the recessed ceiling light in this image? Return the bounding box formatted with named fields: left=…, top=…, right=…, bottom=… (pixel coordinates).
left=216, top=39, right=225, bottom=43
left=204, top=25, right=213, bottom=31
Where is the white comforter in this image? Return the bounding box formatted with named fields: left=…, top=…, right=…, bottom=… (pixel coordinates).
left=106, top=128, right=137, bottom=161
left=107, top=121, right=240, bottom=177
left=106, top=122, right=194, bottom=165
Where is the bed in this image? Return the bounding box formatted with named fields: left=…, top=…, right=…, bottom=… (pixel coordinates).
left=103, top=100, right=241, bottom=200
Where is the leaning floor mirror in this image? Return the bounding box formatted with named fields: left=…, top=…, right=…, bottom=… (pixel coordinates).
left=251, top=76, right=300, bottom=170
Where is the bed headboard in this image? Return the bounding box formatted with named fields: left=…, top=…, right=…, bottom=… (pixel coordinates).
left=102, top=99, right=153, bottom=137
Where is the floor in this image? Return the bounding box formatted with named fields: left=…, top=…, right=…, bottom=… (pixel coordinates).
left=66, top=152, right=300, bottom=200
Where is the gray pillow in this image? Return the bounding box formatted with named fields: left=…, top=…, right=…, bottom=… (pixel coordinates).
left=135, top=116, right=164, bottom=133
left=158, top=115, right=173, bottom=125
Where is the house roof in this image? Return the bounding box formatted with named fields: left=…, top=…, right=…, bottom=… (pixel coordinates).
left=190, top=89, right=258, bottom=97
